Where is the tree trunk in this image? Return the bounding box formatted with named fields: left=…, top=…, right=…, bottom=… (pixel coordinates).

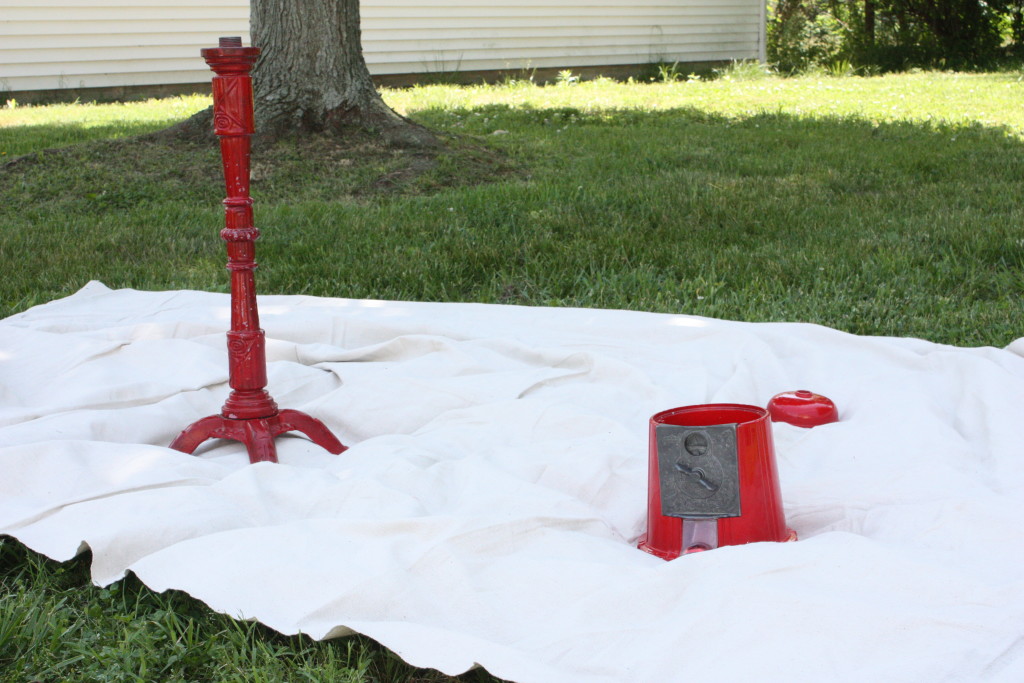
left=864, top=0, right=876, bottom=45
left=249, top=0, right=437, bottom=147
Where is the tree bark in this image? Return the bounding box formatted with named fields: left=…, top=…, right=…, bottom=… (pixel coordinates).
left=250, top=0, right=437, bottom=147
left=865, top=0, right=876, bottom=45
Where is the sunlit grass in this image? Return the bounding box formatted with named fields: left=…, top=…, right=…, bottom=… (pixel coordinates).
left=0, top=95, right=210, bottom=156
left=382, top=70, right=1024, bottom=133
left=6, top=70, right=1024, bottom=144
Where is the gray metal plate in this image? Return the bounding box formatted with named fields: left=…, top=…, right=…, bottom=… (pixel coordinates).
left=656, top=422, right=741, bottom=519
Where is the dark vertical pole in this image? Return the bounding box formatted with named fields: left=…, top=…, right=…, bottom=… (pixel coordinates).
left=865, top=0, right=876, bottom=45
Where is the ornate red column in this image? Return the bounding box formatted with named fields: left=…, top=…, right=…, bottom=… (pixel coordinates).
left=170, top=36, right=346, bottom=463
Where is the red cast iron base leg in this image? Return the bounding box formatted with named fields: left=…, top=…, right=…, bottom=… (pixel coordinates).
left=170, top=410, right=346, bottom=463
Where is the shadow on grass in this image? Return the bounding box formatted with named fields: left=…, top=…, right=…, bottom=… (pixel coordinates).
left=0, top=536, right=508, bottom=682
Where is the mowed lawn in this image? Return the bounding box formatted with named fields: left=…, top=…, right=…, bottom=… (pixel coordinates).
left=0, top=69, right=1023, bottom=682
left=6, top=70, right=1024, bottom=348
left=2, top=69, right=1024, bottom=347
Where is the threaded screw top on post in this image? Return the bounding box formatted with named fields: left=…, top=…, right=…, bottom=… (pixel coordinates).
left=219, top=36, right=243, bottom=48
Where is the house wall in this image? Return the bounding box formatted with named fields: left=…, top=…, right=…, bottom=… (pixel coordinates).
left=1, top=0, right=763, bottom=94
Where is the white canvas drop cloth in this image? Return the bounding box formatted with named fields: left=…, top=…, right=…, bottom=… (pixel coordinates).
left=2, top=282, right=1023, bottom=682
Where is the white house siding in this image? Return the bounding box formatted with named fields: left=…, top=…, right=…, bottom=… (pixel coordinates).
left=1, top=1, right=251, bottom=92
left=1, top=0, right=763, bottom=93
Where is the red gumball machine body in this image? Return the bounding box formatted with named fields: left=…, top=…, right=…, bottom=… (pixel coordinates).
left=639, top=404, right=795, bottom=560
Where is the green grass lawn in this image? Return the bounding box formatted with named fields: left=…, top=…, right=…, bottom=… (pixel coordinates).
left=3, top=70, right=1023, bottom=347
left=1, top=69, right=1023, bottom=681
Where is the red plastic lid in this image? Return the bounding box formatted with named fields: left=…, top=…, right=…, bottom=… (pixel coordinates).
left=768, top=390, right=838, bottom=428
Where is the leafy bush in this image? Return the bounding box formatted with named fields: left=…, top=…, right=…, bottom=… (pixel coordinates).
left=768, top=0, right=848, bottom=74
left=768, top=0, right=1018, bottom=74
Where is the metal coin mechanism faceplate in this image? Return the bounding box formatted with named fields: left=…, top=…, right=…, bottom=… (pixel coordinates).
left=656, top=422, right=741, bottom=519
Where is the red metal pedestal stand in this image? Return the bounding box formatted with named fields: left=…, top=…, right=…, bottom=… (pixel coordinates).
left=170, top=37, right=346, bottom=464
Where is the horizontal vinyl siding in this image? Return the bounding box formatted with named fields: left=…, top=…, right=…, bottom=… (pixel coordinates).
left=0, top=0, right=250, bottom=91
left=1, top=0, right=763, bottom=92
left=361, top=0, right=762, bottom=75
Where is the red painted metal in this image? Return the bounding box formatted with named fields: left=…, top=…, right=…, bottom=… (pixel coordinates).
left=768, top=390, right=839, bottom=428
left=638, top=404, right=796, bottom=560
left=170, top=37, right=346, bottom=464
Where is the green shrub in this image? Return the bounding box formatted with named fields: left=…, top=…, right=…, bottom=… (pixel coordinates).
left=768, top=0, right=848, bottom=74
left=768, top=0, right=1017, bottom=74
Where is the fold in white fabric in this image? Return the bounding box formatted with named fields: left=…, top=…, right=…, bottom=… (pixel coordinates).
left=2, top=282, right=1022, bottom=682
